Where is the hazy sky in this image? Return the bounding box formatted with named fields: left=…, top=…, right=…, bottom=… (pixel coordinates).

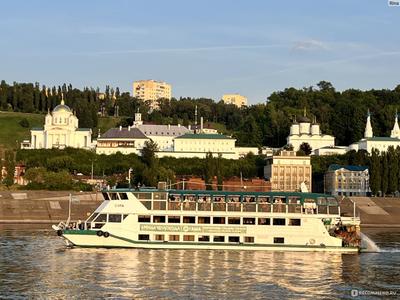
left=1, top=0, right=399, bottom=104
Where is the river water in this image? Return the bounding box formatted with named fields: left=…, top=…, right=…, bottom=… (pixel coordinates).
left=0, top=225, right=399, bottom=299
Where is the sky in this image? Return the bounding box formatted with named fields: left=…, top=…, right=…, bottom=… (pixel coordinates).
left=0, top=0, right=399, bottom=104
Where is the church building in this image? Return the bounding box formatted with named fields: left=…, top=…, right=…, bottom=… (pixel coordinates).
left=23, top=97, right=92, bottom=149
left=286, top=110, right=335, bottom=153
left=348, top=110, right=400, bottom=153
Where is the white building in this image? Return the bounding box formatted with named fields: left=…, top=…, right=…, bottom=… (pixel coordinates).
left=348, top=111, right=400, bottom=153
left=324, top=165, right=370, bottom=196
left=22, top=97, right=92, bottom=149
left=287, top=112, right=335, bottom=154
left=132, top=112, right=190, bottom=151
left=96, top=126, right=149, bottom=155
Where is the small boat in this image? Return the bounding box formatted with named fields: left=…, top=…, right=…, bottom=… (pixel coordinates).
left=53, top=187, right=361, bottom=252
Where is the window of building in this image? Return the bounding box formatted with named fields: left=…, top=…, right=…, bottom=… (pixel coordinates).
left=258, top=218, right=270, bottom=225
left=198, top=216, right=210, bottom=224
left=228, top=236, right=240, bottom=243
left=244, top=237, right=254, bottom=243
left=228, top=217, right=241, bottom=225
left=273, top=218, right=286, bottom=226
left=169, top=235, right=180, bottom=241
left=183, top=216, right=196, bottom=223
left=108, top=214, right=122, bottom=223
left=243, top=218, right=256, bottom=225
left=155, top=234, right=164, bottom=241
left=153, top=216, right=166, bottom=223
left=289, top=219, right=301, bottom=226
left=213, top=236, right=225, bottom=242
left=138, top=215, right=151, bottom=223
left=213, top=217, right=225, bottom=224
left=168, top=216, right=180, bottom=223
left=138, top=234, right=149, bottom=241
left=183, top=235, right=195, bottom=241
left=198, top=235, right=210, bottom=242
left=274, top=237, right=285, bottom=244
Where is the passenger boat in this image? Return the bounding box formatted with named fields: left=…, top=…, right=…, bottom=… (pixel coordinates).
left=53, top=187, right=361, bottom=252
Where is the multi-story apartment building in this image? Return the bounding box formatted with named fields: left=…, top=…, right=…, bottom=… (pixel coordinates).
left=222, top=94, right=247, bottom=107
left=133, top=80, right=172, bottom=109
left=264, top=151, right=312, bottom=192
left=324, top=165, right=370, bottom=196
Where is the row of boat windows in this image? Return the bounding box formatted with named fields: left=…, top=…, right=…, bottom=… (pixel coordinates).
left=138, top=215, right=301, bottom=226
left=102, top=192, right=338, bottom=206
left=87, top=213, right=128, bottom=224
left=138, top=234, right=285, bottom=244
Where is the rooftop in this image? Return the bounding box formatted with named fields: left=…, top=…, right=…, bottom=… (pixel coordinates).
left=100, top=127, right=148, bottom=139
left=328, top=164, right=368, bottom=172
left=175, top=133, right=234, bottom=140
left=137, top=124, right=189, bottom=136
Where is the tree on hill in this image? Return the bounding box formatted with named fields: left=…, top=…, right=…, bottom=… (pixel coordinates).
left=298, top=142, right=312, bottom=156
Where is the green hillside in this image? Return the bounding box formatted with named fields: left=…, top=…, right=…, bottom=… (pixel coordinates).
left=0, top=112, right=123, bottom=150
left=0, top=112, right=44, bottom=150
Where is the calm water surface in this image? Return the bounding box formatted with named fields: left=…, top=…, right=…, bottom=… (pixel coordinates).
left=0, top=225, right=399, bottom=299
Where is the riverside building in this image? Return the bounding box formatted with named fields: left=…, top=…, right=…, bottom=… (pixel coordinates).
left=324, top=165, right=370, bottom=196
left=222, top=94, right=247, bottom=108
left=21, top=97, right=92, bottom=150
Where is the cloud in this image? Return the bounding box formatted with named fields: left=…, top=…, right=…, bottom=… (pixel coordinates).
left=292, top=39, right=329, bottom=52
left=76, top=43, right=288, bottom=56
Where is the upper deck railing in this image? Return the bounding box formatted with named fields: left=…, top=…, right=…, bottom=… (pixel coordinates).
left=102, top=188, right=340, bottom=215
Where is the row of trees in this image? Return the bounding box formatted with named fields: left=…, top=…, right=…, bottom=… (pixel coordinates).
left=2, top=80, right=400, bottom=147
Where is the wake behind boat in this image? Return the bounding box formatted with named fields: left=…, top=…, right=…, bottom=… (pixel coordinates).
left=53, top=185, right=361, bottom=252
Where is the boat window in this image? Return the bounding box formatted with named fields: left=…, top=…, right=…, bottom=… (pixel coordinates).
left=123, top=214, right=128, bottom=220
left=140, top=200, right=152, bottom=210
left=109, top=193, right=119, bottom=200
left=153, top=216, right=166, bottom=223
left=243, top=218, right=256, bottom=225
left=102, top=193, right=110, bottom=200
left=183, top=235, right=195, bottom=241
left=328, top=206, right=339, bottom=214
left=213, top=195, right=225, bottom=202
left=138, top=234, right=149, bottom=241
left=227, top=195, right=240, bottom=202
left=119, top=193, right=129, bottom=200
left=274, top=237, right=284, bottom=244
left=258, top=218, right=270, bottom=225
left=153, top=201, right=166, bottom=210
left=257, top=196, right=270, bottom=203
left=86, top=213, right=98, bottom=223
left=108, top=214, right=122, bottom=223
left=132, top=193, right=140, bottom=199
left=168, top=216, right=180, bottom=223
left=153, top=192, right=167, bottom=200
left=93, top=223, right=104, bottom=229
left=155, top=234, right=164, bottom=241
left=138, top=215, right=151, bottom=223
left=273, top=218, right=286, bottom=226
left=183, top=216, right=195, bottom=224
left=183, top=194, right=196, bottom=202
left=198, top=217, right=210, bottom=224
left=244, top=236, right=254, bottom=243
left=288, top=196, right=300, bottom=204
left=198, top=195, right=212, bottom=203
left=243, top=195, right=256, bottom=203
left=228, top=217, right=240, bottom=225
left=273, top=196, right=286, bottom=204
left=169, top=235, right=180, bottom=241
left=288, top=218, right=301, bottom=226
left=317, top=197, right=327, bottom=205
left=328, top=197, right=338, bottom=206
left=198, top=235, right=210, bottom=242
left=213, top=217, right=225, bottom=224
left=213, top=236, right=225, bottom=242
left=94, top=214, right=107, bottom=223
left=138, top=193, right=152, bottom=200
left=169, top=194, right=181, bottom=202
left=228, top=236, right=240, bottom=243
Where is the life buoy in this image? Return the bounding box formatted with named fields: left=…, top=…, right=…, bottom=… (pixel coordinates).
left=97, top=230, right=103, bottom=237
left=103, top=232, right=110, bottom=238
left=57, top=230, right=63, bottom=236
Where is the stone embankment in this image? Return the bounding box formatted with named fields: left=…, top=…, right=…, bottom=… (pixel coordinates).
left=0, top=191, right=102, bottom=224
left=341, top=196, right=400, bottom=227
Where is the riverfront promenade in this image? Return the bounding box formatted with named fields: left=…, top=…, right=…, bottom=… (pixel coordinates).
left=0, top=191, right=399, bottom=227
